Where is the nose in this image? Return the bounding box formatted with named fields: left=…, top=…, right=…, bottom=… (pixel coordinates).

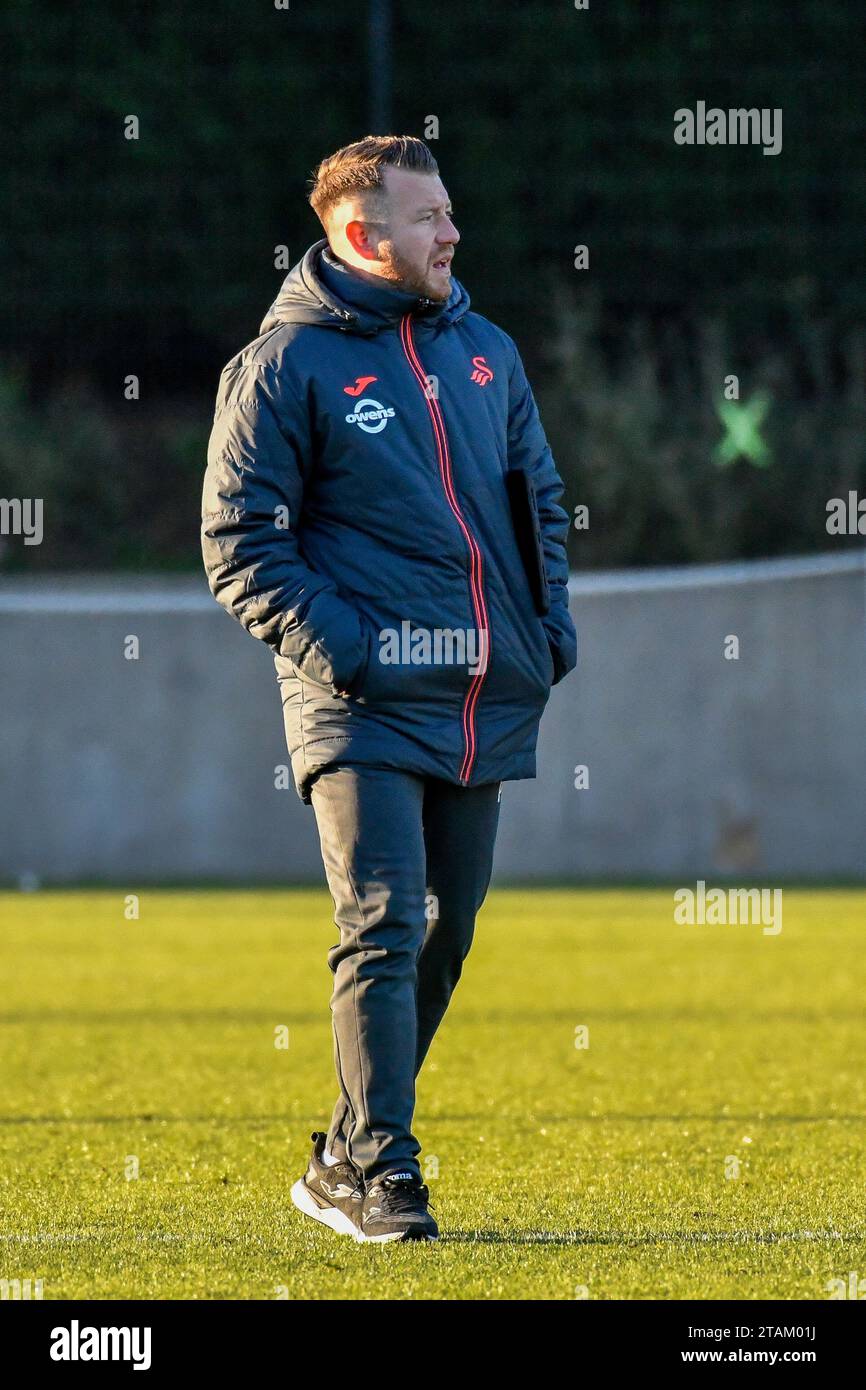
left=440, top=217, right=460, bottom=245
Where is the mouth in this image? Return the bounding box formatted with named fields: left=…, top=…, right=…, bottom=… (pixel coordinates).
left=431, top=256, right=452, bottom=273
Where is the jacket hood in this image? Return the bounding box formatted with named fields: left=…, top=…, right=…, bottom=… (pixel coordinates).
left=260, top=238, right=471, bottom=338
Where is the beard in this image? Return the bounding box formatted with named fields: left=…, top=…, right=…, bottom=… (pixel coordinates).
left=376, top=240, right=451, bottom=302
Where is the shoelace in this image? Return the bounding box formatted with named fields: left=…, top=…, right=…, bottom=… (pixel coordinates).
left=333, top=1162, right=363, bottom=1190
left=372, top=1178, right=434, bottom=1216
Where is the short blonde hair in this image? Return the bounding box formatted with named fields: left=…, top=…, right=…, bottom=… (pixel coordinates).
left=308, top=134, right=439, bottom=227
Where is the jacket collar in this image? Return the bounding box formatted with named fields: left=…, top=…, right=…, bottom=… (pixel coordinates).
left=260, top=238, right=470, bottom=337
left=317, top=243, right=446, bottom=324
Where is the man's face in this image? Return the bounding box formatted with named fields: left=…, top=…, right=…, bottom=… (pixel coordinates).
left=349, top=168, right=460, bottom=302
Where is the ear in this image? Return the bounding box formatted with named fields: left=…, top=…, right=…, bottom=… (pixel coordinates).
left=345, top=219, right=380, bottom=261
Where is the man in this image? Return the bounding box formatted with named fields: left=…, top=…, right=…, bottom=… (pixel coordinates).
left=201, top=135, right=577, bottom=1243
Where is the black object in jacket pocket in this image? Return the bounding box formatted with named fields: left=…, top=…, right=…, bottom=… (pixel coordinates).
left=506, top=468, right=551, bottom=616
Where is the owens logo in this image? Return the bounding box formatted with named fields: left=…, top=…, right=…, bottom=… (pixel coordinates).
left=343, top=375, right=378, bottom=396
left=470, top=356, right=493, bottom=386
left=345, top=398, right=396, bottom=434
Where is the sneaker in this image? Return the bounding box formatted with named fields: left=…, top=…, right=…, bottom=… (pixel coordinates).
left=360, top=1170, right=439, bottom=1243
left=290, top=1132, right=364, bottom=1239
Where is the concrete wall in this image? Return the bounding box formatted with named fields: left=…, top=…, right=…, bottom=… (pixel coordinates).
left=1, top=552, right=864, bottom=884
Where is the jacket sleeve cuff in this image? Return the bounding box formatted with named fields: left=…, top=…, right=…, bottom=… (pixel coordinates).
left=544, top=614, right=577, bottom=685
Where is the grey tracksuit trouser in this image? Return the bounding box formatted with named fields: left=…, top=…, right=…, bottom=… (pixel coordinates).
left=308, top=763, right=502, bottom=1183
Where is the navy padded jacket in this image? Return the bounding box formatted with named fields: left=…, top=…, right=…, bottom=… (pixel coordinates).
left=201, top=239, right=577, bottom=802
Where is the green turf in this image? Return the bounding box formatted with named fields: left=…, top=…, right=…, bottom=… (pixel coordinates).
left=1, top=888, right=864, bottom=1300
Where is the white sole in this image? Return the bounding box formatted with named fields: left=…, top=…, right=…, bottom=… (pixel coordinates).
left=290, top=1178, right=362, bottom=1239
left=290, top=1178, right=438, bottom=1243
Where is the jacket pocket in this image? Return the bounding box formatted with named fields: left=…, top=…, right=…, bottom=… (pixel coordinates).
left=478, top=574, right=553, bottom=703
left=290, top=608, right=370, bottom=695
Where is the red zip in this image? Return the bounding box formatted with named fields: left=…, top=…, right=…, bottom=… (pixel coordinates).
left=398, top=313, right=490, bottom=783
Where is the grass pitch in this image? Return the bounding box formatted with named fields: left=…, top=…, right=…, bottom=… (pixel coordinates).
left=1, top=887, right=864, bottom=1300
